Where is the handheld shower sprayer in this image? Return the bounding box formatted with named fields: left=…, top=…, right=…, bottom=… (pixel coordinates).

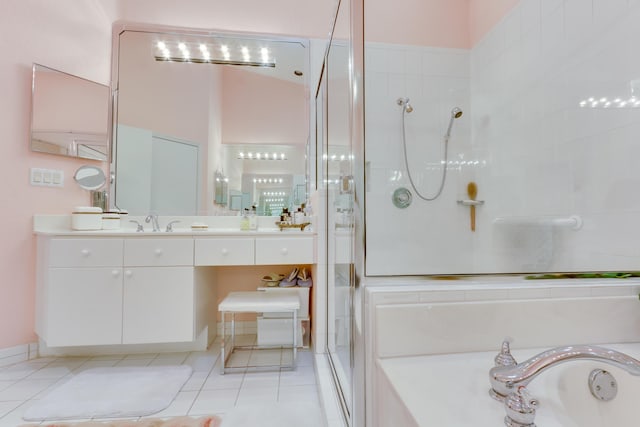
left=444, top=107, right=463, bottom=141
left=397, top=97, right=413, bottom=113
left=398, top=98, right=463, bottom=201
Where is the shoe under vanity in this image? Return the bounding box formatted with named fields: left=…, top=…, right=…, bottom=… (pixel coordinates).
left=33, top=215, right=316, bottom=354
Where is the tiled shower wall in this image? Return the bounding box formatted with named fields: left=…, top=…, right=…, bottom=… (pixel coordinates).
left=365, top=43, right=473, bottom=275
left=365, top=0, right=640, bottom=275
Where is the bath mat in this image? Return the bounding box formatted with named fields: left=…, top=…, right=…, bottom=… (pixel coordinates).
left=21, top=415, right=221, bottom=427
left=22, top=365, right=193, bottom=421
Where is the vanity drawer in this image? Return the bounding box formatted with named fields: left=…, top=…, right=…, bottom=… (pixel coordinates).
left=49, top=238, right=123, bottom=267
left=194, top=238, right=255, bottom=266
left=255, top=237, right=315, bottom=265
left=124, top=238, right=194, bottom=266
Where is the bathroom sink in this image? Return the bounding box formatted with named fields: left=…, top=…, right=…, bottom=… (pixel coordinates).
left=376, top=343, right=640, bottom=427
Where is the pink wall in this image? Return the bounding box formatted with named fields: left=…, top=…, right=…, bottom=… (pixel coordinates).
left=221, top=68, right=308, bottom=145
left=0, top=0, right=334, bottom=351
left=1, top=0, right=515, bottom=351
left=118, top=0, right=334, bottom=39
left=0, top=0, right=113, bottom=349
left=365, top=0, right=519, bottom=48
left=365, top=0, right=470, bottom=48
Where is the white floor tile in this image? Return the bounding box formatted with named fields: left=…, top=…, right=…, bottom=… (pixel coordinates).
left=202, top=372, right=244, bottom=390
left=114, top=358, right=153, bottom=367
left=0, top=336, right=327, bottom=426
left=235, top=385, right=278, bottom=406
left=0, top=401, right=21, bottom=419
left=183, top=353, right=218, bottom=372
left=189, top=389, right=239, bottom=415
left=279, top=365, right=317, bottom=386
left=241, top=371, right=280, bottom=389
left=25, top=366, right=73, bottom=380
left=278, top=384, right=320, bottom=405
left=0, top=379, right=59, bottom=402
left=142, top=390, right=198, bottom=418
left=181, top=371, right=208, bottom=392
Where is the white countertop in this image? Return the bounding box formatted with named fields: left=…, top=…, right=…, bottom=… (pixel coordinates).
left=33, top=214, right=316, bottom=237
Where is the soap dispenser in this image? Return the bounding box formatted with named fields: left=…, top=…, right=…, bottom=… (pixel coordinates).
left=240, top=209, right=250, bottom=231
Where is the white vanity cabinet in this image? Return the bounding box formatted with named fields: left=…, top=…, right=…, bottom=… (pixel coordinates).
left=36, top=238, right=124, bottom=347
left=122, top=239, right=195, bottom=344
left=35, top=228, right=316, bottom=350
left=255, top=237, right=315, bottom=265
left=36, top=236, right=196, bottom=347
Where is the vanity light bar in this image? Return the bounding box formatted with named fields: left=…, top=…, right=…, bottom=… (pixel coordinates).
left=154, top=41, right=275, bottom=67
left=579, top=96, right=640, bottom=108
left=252, top=178, right=285, bottom=184
left=238, top=152, right=287, bottom=160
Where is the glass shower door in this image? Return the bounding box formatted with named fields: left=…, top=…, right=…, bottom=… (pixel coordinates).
left=324, top=0, right=354, bottom=420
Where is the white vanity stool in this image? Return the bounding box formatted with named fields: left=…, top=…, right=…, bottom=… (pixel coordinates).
left=219, top=291, right=300, bottom=374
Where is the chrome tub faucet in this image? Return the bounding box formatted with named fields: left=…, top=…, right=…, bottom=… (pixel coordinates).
left=489, top=339, right=640, bottom=426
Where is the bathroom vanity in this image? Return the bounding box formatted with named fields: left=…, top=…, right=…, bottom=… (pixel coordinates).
left=34, top=216, right=316, bottom=351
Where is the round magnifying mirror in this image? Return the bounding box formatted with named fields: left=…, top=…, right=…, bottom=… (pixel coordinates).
left=73, top=165, right=106, bottom=190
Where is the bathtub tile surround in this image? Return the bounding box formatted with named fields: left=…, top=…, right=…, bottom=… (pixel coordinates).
left=365, top=0, right=640, bottom=275
left=364, top=278, right=640, bottom=426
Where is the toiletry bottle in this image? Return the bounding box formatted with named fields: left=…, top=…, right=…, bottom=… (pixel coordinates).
left=240, top=209, right=250, bottom=231
left=249, top=206, right=258, bottom=230
left=294, top=207, right=304, bottom=224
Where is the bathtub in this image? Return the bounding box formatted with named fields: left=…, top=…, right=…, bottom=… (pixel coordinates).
left=375, top=343, right=640, bottom=426
left=365, top=278, right=640, bottom=426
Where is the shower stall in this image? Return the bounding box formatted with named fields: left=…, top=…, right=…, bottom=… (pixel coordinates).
left=320, top=0, right=640, bottom=426
left=364, top=0, right=640, bottom=276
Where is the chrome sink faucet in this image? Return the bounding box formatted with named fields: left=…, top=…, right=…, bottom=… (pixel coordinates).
left=145, top=213, right=160, bottom=232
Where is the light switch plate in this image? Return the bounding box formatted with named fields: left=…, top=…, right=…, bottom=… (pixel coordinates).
left=31, top=168, right=64, bottom=187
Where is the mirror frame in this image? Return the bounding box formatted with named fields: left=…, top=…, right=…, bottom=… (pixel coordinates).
left=108, top=22, right=311, bottom=214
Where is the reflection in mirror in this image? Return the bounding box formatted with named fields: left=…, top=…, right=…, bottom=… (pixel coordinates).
left=214, top=171, right=228, bottom=205
left=111, top=26, right=310, bottom=216
left=31, top=64, right=109, bottom=161
left=73, top=165, right=106, bottom=190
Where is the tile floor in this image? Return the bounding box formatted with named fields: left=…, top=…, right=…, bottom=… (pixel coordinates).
left=0, top=336, right=323, bottom=426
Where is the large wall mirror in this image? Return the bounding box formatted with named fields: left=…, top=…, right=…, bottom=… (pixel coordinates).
left=31, top=64, right=110, bottom=161
left=111, top=25, right=310, bottom=216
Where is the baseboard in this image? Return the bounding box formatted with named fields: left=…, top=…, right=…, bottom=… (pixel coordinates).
left=37, top=328, right=209, bottom=357
left=0, top=342, right=38, bottom=367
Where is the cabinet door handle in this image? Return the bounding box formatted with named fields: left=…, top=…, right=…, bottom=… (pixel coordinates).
left=80, top=249, right=91, bottom=257
left=221, top=248, right=229, bottom=255
left=154, top=248, right=163, bottom=256
left=125, top=270, right=133, bottom=278
left=112, top=270, right=120, bottom=278
left=281, top=247, right=288, bottom=255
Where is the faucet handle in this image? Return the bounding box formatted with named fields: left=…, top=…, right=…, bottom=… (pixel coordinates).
left=129, top=220, right=144, bottom=232
left=165, top=220, right=181, bottom=232
left=495, top=338, right=517, bottom=367
left=504, top=386, right=538, bottom=426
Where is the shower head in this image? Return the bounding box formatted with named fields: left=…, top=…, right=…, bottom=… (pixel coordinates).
left=444, top=107, right=463, bottom=141
left=397, top=97, right=413, bottom=113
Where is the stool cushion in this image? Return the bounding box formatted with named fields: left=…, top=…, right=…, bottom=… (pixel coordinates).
left=219, top=291, right=300, bottom=313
